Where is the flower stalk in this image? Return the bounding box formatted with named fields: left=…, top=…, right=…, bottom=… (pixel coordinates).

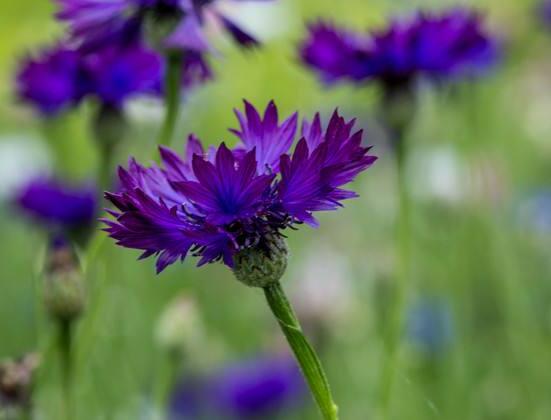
left=377, top=90, right=414, bottom=420
left=58, top=319, right=74, bottom=420
left=157, top=51, right=183, bottom=147
left=153, top=350, right=181, bottom=417
left=43, top=240, right=84, bottom=420
left=264, top=282, right=339, bottom=420
left=92, top=104, right=127, bottom=193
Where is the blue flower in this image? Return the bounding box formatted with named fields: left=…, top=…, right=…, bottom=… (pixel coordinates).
left=406, top=298, right=454, bottom=355
left=103, top=100, right=377, bottom=272
left=515, top=189, right=551, bottom=234
left=300, top=9, right=498, bottom=91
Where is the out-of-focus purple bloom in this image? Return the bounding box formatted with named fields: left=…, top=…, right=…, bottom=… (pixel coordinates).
left=539, top=0, right=551, bottom=28
left=15, top=178, right=97, bottom=230
left=15, top=42, right=211, bottom=115
left=55, top=0, right=266, bottom=52
left=81, top=43, right=162, bottom=107
left=103, top=100, right=377, bottom=272
left=300, top=9, right=498, bottom=91
left=180, top=51, right=214, bottom=90
left=300, top=22, right=372, bottom=84
left=170, top=354, right=306, bottom=419
left=15, top=45, right=85, bottom=116
left=208, top=355, right=305, bottom=418
left=406, top=298, right=454, bottom=355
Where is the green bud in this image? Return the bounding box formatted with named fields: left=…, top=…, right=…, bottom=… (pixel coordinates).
left=233, top=235, right=288, bottom=288
left=43, top=242, right=85, bottom=322
left=156, top=295, right=202, bottom=356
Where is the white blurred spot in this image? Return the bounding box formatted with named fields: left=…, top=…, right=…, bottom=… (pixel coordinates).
left=0, top=134, right=51, bottom=201
left=218, top=1, right=299, bottom=40
left=125, top=97, right=164, bottom=124
left=291, top=245, right=354, bottom=323
left=409, top=146, right=465, bottom=203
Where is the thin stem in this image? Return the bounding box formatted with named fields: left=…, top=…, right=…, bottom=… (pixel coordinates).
left=97, top=143, right=115, bottom=196
left=264, top=282, right=339, bottom=420
left=58, top=320, right=73, bottom=420
left=157, top=51, right=183, bottom=148
left=153, top=351, right=181, bottom=418
left=378, top=133, right=411, bottom=420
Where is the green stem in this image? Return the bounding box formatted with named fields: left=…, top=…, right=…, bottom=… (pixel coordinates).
left=153, top=351, right=181, bottom=417
left=58, top=320, right=73, bottom=420
left=157, top=51, right=183, bottom=148
left=264, top=282, right=338, bottom=420
left=98, top=144, right=114, bottom=195
left=378, top=134, right=411, bottom=420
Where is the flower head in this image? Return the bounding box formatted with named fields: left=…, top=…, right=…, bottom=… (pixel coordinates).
left=80, top=43, right=162, bottom=107
left=15, top=178, right=97, bottom=231
left=170, top=354, right=306, bottom=419
left=55, top=0, right=265, bottom=52
left=181, top=50, right=213, bottom=88
left=300, top=9, right=498, bottom=91
left=539, top=0, right=551, bottom=29
left=300, top=22, right=372, bottom=85
left=15, top=42, right=211, bottom=115
left=15, top=45, right=85, bottom=116
left=103, top=100, right=377, bottom=272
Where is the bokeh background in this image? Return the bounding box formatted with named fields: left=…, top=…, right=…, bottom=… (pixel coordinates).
left=2, top=0, right=551, bottom=419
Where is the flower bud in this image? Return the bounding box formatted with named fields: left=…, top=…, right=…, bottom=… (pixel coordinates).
left=43, top=239, right=85, bottom=322
left=233, top=235, right=288, bottom=288
left=0, top=353, right=40, bottom=413
left=156, top=295, right=202, bottom=356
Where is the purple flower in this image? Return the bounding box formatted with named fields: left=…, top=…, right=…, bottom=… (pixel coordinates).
left=15, top=178, right=97, bottom=231
left=15, top=42, right=211, bottom=115
left=103, top=100, right=377, bottom=272
left=539, top=0, right=551, bottom=28
left=300, top=9, right=498, bottom=91
left=181, top=51, right=213, bottom=89
left=170, top=354, right=306, bottom=419
left=15, top=45, right=85, bottom=116
left=230, top=100, right=298, bottom=174
left=80, top=43, right=162, bottom=107
left=55, top=0, right=265, bottom=52
left=300, top=22, right=372, bottom=84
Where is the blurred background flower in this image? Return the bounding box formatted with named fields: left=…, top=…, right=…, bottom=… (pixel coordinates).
left=14, top=178, right=97, bottom=233
left=300, top=9, right=499, bottom=92
left=170, top=353, right=306, bottom=419
left=406, top=297, right=454, bottom=356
